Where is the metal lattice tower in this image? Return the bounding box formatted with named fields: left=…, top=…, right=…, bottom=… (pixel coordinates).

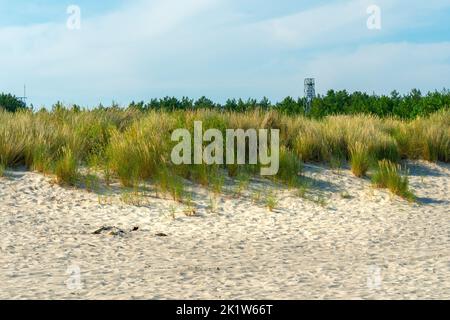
left=304, top=78, right=315, bottom=114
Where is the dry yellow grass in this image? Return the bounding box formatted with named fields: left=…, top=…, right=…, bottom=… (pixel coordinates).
left=0, top=109, right=448, bottom=194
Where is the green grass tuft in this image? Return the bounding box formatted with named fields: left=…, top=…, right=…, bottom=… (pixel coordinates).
left=349, top=142, right=371, bottom=177
left=372, top=160, right=415, bottom=201
left=55, top=147, right=79, bottom=186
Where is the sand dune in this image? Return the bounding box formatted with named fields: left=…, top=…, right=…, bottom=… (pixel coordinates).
left=0, top=161, right=449, bottom=299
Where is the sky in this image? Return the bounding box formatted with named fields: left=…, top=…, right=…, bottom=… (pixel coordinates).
left=0, top=0, right=449, bottom=108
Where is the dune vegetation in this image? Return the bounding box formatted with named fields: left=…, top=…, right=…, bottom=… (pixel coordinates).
left=0, top=103, right=448, bottom=201
left=372, top=159, right=415, bottom=202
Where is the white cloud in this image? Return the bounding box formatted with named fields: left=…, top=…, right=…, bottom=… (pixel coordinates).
left=0, top=0, right=222, bottom=105
left=300, top=42, right=450, bottom=95
left=0, top=0, right=449, bottom=106
left=248, top=0, right=371, bottom=48
left=246, top=0, right=450, bottom=49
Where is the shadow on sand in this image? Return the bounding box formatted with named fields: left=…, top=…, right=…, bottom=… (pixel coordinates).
left=407, top=162, right=446, bottom=177
left=415, top=196, right=448, bottom=205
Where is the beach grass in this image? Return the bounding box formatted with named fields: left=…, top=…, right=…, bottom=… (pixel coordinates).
left=0, top=161, right=5, bottom=177
left=54, top=147, right=79, bottom=186
left=372, top=160, right=415, bottom=201
left=265, top=192, right=278, bottom=211
left=349, top=142, right=371, bottom=177
left=0, top=108, right=448, bottom=200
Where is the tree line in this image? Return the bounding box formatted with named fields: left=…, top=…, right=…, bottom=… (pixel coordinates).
left=2, top=89, right=449, bottom=119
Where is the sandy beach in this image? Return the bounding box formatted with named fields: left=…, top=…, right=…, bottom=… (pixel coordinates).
left=0, top=161, right=448, bottom=300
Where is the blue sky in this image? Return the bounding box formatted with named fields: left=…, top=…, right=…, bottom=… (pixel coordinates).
left=0, top=0, right=449, bottom=108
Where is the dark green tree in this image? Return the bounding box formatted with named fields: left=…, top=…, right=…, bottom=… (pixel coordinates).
left=0, top=93, right=27, bottom=112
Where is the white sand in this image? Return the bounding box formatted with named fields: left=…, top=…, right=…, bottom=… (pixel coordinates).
left=0, top=161, right=449, bottom=299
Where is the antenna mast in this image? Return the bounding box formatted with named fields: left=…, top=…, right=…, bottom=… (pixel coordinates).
left=18, top=84, right=27, bottom=107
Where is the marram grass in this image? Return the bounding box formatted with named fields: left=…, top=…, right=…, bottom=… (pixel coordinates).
left=349, top=142, right=371, bottom=178
left=372, top=160, right=415, bottom=201
left=0, top=108, right=448, bottom=200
